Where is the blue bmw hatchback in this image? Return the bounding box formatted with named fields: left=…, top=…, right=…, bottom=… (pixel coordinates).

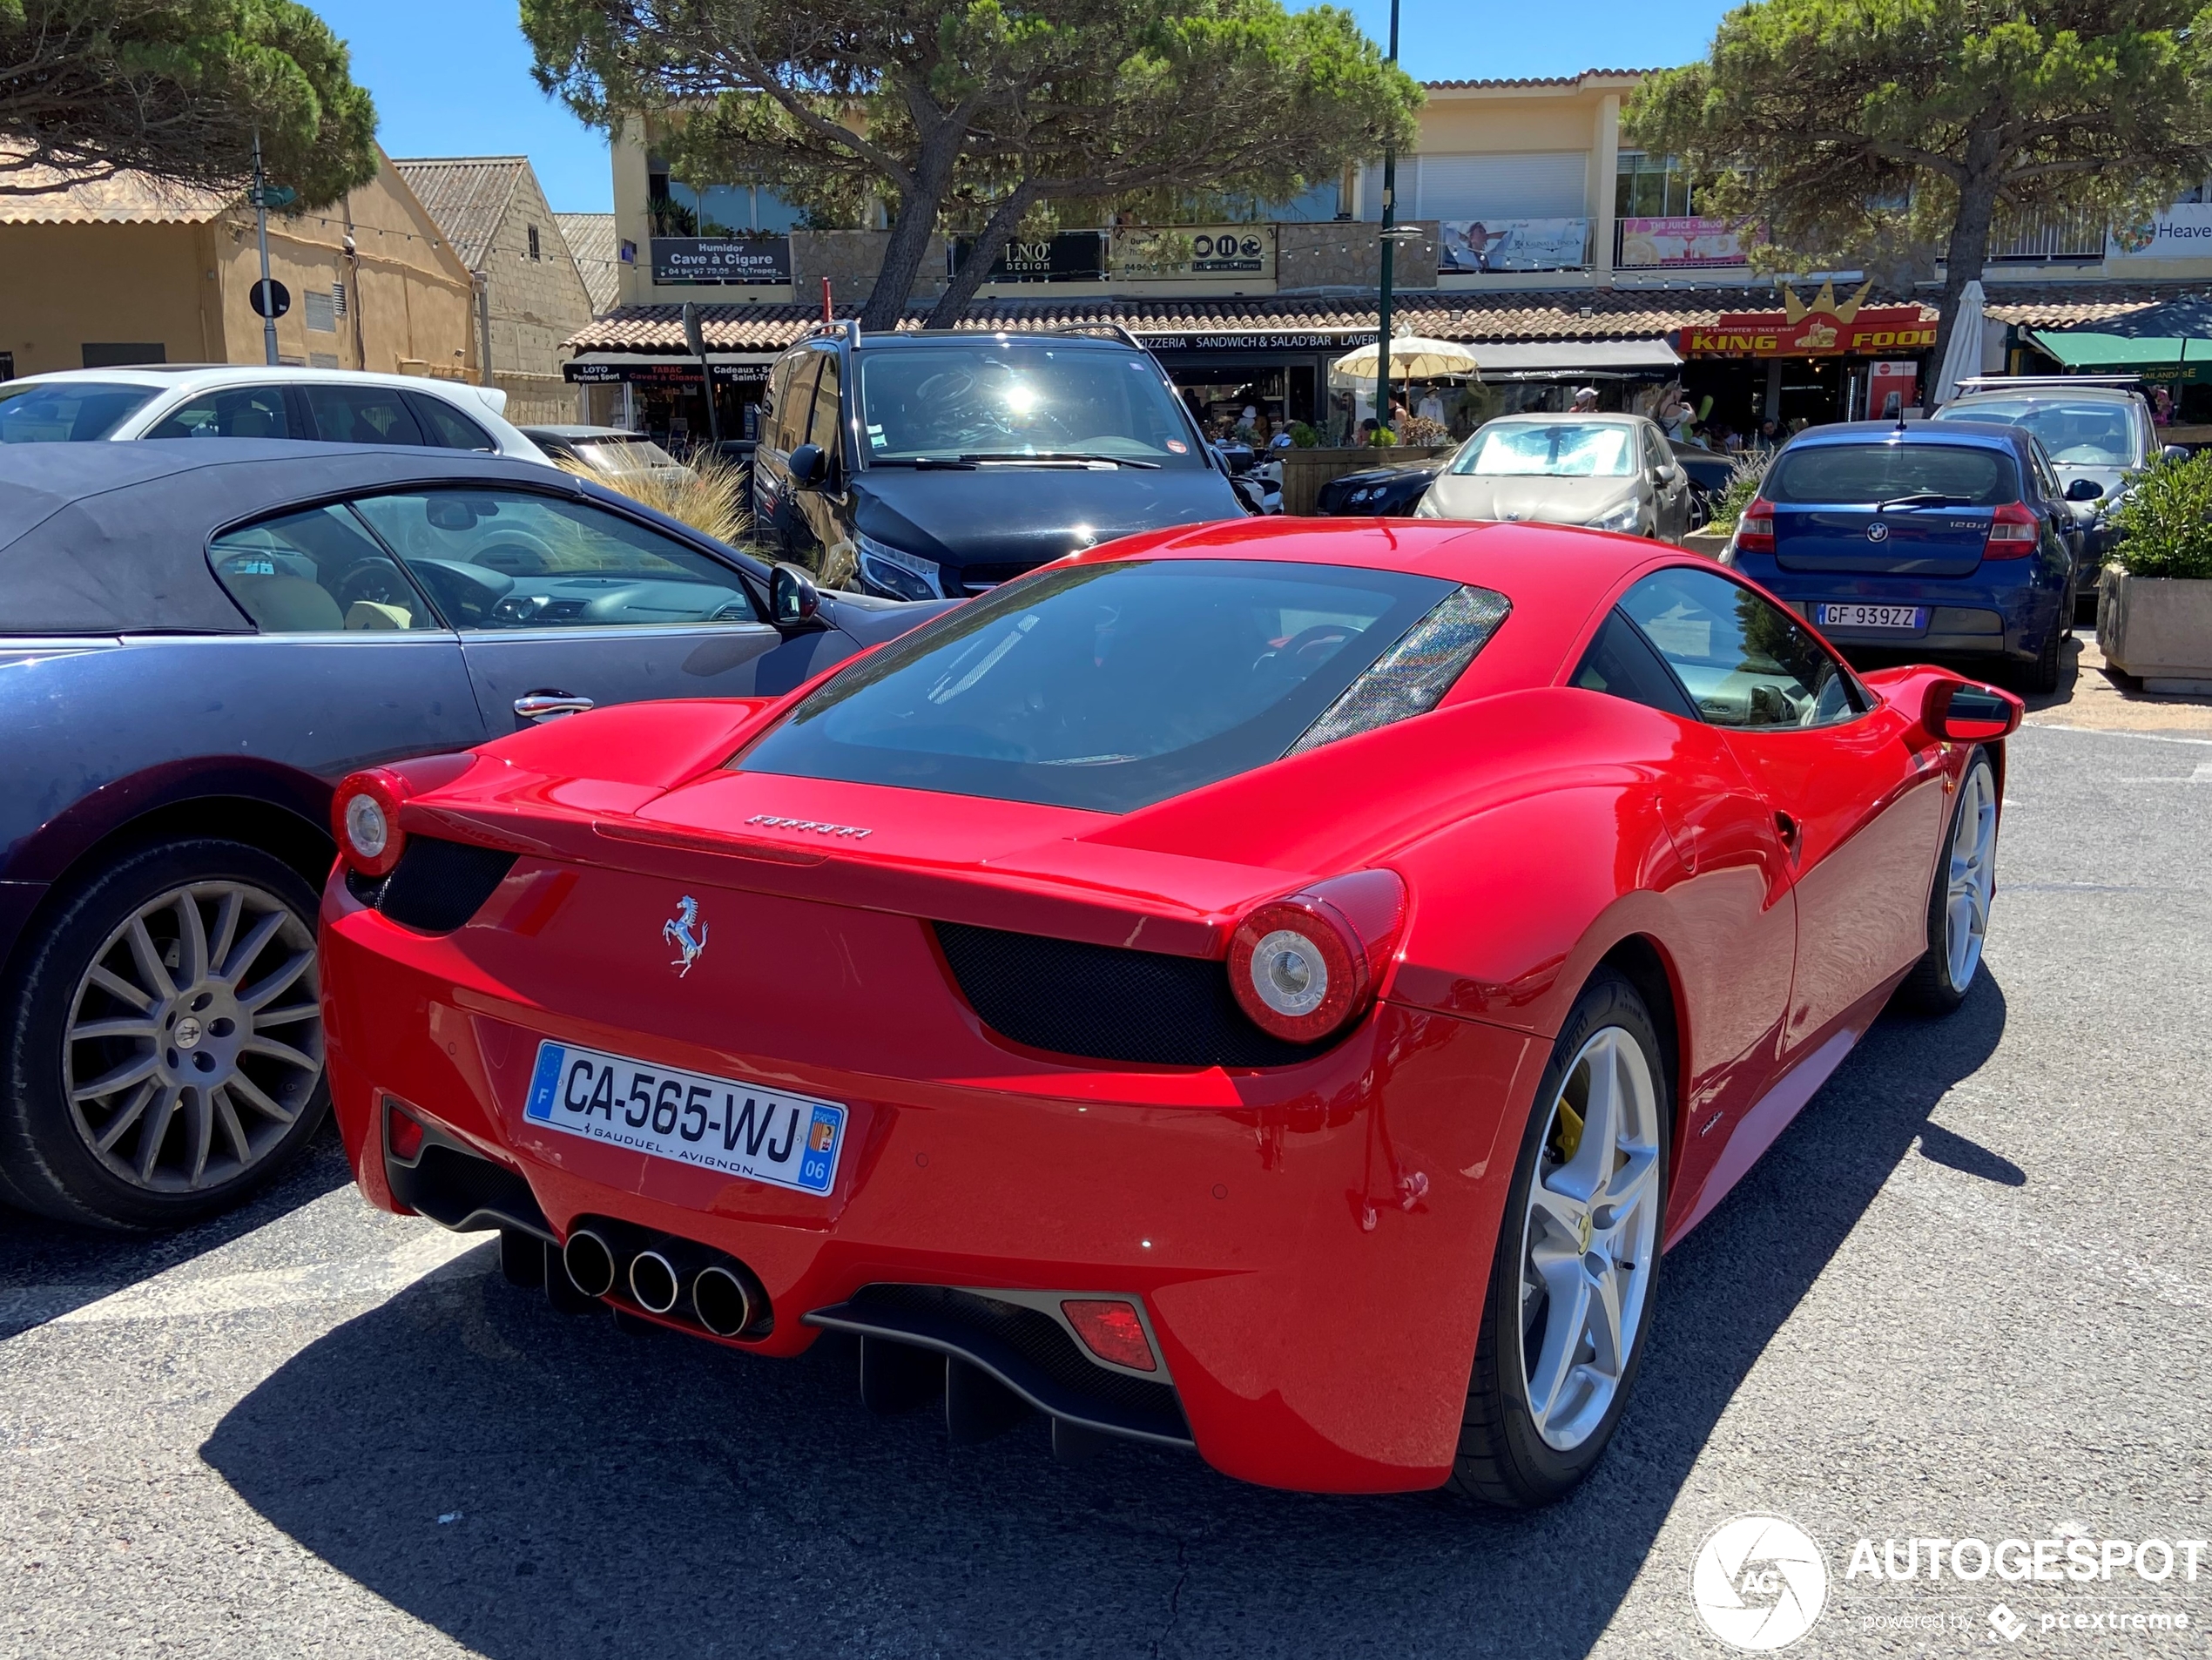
left=1726, top=421, right=2080, bottom=692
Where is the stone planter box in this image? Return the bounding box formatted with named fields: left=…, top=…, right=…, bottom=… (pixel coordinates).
left=1682, top=530, right=1732, bottom=560
left=1278, top=445, right=1452, bottom=516
left=2099, top=566, right=2212, bottom=692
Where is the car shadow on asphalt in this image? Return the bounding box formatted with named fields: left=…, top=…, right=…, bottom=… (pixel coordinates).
left=199, top=980, right=2008, bottom=1660
left=0, top=1124, right=354, bottom=1339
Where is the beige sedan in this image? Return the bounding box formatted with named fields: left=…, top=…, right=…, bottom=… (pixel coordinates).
left=1414, top=413, right=1692, bottom=543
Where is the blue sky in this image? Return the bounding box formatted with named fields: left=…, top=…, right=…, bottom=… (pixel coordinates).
left=321, top=0, right=1737, bottom=213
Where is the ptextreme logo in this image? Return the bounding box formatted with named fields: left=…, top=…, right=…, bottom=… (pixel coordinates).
left=1692, top=1515, right=1830, bottom=1650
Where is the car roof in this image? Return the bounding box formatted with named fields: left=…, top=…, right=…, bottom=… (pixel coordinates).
left=523, top=425, right=647, bottom=440
left=7, top=365, right=500, bottom=402
left=1942, top=385, right=2142, bottom=407
left=1483, top=411, right=1646, bottom=425
left=1784, top=419, right=2031, bottom=455
left=840, top=330, right=1139, bottom=353
left=0, top=441, right=588, bottom=634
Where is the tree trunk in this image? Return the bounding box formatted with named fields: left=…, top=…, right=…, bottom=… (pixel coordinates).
left=857, top=116, right=969, bottom=334
left=923, top=181, right=1040, bottom=330
left=1925, top=146, right=2000, bottom=412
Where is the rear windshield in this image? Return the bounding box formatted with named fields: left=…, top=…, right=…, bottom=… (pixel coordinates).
left=0, top=381, right=157, bottom=442
left=737, top=559, right=1509, bottom=813
left=1765, top=442, right=2018, bottom=507
left=1932, top=398, right=2139, bottom=468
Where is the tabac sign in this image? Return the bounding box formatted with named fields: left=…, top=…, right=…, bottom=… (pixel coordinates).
left=1681, top=280, right=1938, bottom=357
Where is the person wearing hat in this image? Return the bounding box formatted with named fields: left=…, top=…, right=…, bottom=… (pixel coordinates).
left=1570, top=386, right=1601, bottom=413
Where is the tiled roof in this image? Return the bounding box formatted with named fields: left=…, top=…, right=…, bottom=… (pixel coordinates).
left=564, top=281, right=2202, bottom=357
left=0, top=152, right=228, bottom=224
left=1425, top=69, right=1656, bottom=90
left=556, top=213, right=622, bottom=315
left=389, top=156, right=529, bottom=269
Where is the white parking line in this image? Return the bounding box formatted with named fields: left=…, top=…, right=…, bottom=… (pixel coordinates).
left=0, top=1228, right=493, bottom=1335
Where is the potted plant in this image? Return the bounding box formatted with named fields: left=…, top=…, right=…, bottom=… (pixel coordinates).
left=2100, top=450, right=2212, bottom=692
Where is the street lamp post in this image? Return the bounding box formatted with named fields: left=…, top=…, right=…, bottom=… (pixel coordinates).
left=253, top=130, right=279, bottom=368
left=1374, top=0, right=1401, bottom=439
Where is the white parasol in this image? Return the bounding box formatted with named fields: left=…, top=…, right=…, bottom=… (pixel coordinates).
left=1932, top=280, right=1986, bottom=409
left=1329, top=334, right=1480, bottom=388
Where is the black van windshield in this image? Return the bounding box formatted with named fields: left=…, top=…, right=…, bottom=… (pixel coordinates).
left=855, top=344, right=1202, bottom=468
left=736, top=559, right=1509, bottom=813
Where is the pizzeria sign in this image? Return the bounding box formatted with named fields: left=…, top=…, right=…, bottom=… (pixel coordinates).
left=1682, top=280, right=1937, bottom=357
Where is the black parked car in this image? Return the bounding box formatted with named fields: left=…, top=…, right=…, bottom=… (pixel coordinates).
left=752, top=323, right=1246, bottom=598
left=0, top=441, right=939, bottom=1230
left=1312, top=455, right=1449, bottom=516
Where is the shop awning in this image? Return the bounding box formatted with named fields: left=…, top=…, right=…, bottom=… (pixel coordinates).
left=1469, top=339, right=1683, bottom=376
left=2028, top=329, right=2212, bottom=370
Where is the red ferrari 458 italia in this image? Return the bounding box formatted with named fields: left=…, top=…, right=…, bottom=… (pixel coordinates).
left=320, top=517, right=2018, bottom=1506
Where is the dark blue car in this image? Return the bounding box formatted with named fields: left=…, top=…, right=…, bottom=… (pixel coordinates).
left=1725, top=421, right=2080, bottom=692
left=0, top=441, right=940, bottom=1231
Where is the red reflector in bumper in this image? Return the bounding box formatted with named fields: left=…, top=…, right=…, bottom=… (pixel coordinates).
left=385, top=1099, right=427, bottom=1163
left=1062, top=1299, right=1157, bottom=1372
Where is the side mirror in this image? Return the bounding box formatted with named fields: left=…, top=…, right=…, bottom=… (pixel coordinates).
left=2065, top=476, right=2103, bottom=502
left=788, top=442, right=828, bottom=489
left=2162, top=443, right=2191, bottom=464
left=1926, top=679, right=2023, bottom=742
left=770, top=561, right=820, bottom=627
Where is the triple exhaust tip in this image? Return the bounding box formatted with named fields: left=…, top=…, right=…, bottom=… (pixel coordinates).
left=561, top=1228, right=755, bottom=1337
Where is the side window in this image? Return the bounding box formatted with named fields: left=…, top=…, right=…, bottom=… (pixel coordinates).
left=145, top=386, right=298, bottom=441
left=208, top=506, right=435, bottom=632
left=303, top=384, right=428, bottom=447
left=407, top=393, right=496, bottom=452
left=349, top=489, right=758, bottom=630
left=806, top=350, right=843, bottom=455
left=1573, top=609, right=1697, bottom=719
left=1618, top=566, right=1864, bottom=729
left=775, top=355, right=818, bottom=453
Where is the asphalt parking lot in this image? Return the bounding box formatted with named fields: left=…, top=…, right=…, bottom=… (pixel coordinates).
left=3, top=708, right=2209, bottom=1659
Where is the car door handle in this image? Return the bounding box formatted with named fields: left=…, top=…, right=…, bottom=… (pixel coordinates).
left=514, top=692, right=594, bottom=721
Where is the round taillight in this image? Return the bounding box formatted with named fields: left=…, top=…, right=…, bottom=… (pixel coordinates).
left=1228, top=871, right=1406, bottom=1045
left=333, top=769, right=408, bottom=878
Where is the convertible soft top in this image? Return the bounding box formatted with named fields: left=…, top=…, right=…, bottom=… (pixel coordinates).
left=0, top=441, right=580, bottom=634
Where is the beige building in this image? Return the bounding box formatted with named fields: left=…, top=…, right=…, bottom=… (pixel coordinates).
left=393, top=157, right=598, bottom=426
left=0, top=143, right=478, bottom=383
left=556, top=212, right=624, bottom=317
left=566, top=69, right=2212, bottom=441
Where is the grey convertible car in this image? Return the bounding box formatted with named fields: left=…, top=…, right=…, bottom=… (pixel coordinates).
left=0, top=441, right=941, bottom=1230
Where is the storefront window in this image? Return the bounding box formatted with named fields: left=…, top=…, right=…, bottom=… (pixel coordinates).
left=647, top=163, right=802, bottom=236
left=1615, top=152, right=1696, bottom=219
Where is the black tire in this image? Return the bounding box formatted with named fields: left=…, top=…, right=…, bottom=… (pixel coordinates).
left=0, top=839, right=330, bottom=1231
left=2019, top=605, right=2065, bottom=695
left=1895, top=748, right=1998, bottom=1016
left=1448, top=969, right=1670, bottom=1508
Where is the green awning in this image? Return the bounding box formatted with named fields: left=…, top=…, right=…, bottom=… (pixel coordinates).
left=2028, top=329, right=2212, bottom=368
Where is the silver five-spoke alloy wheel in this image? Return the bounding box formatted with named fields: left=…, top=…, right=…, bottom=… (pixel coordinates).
left=64, top=881, right=323, bottom=1192
left=1944, top=758, right=1998, bottom=994
left=1518, top=1025, right=1662, bottom=1451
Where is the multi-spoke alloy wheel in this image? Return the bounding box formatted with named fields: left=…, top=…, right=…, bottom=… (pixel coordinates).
left=1942, top=759, right=1997, bottom=994
left=0, top=839, right=331, bottom=1229
left=1517, top=1026, right=1662, bottom=1451
left=1451, top=968, right=1668, bottom=1508
left=65, top=881, right=322, bottom=1192
left=1898, top=749, right=2000, bottom=1016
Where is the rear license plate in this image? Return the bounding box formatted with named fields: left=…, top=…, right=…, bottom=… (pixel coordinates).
left=1818, top=603, right=1925, bottom=631
left=523, top=1040, right=846, bottom=1196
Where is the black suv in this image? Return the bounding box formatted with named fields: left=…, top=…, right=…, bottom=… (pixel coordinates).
left=752, top=324, right=1247, bottom=598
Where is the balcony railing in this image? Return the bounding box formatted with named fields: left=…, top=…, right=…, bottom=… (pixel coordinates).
left=1987, top=206, right=2105, bottom=263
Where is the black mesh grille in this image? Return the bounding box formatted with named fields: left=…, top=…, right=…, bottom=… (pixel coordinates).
left=853, top=1285, right=1183, bottom=1423
left=377, top=836, right=518, bottom=934
left=934, top=921, right=1323, bottom=1068
left=388, top=1142, right=548, bottom=1233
